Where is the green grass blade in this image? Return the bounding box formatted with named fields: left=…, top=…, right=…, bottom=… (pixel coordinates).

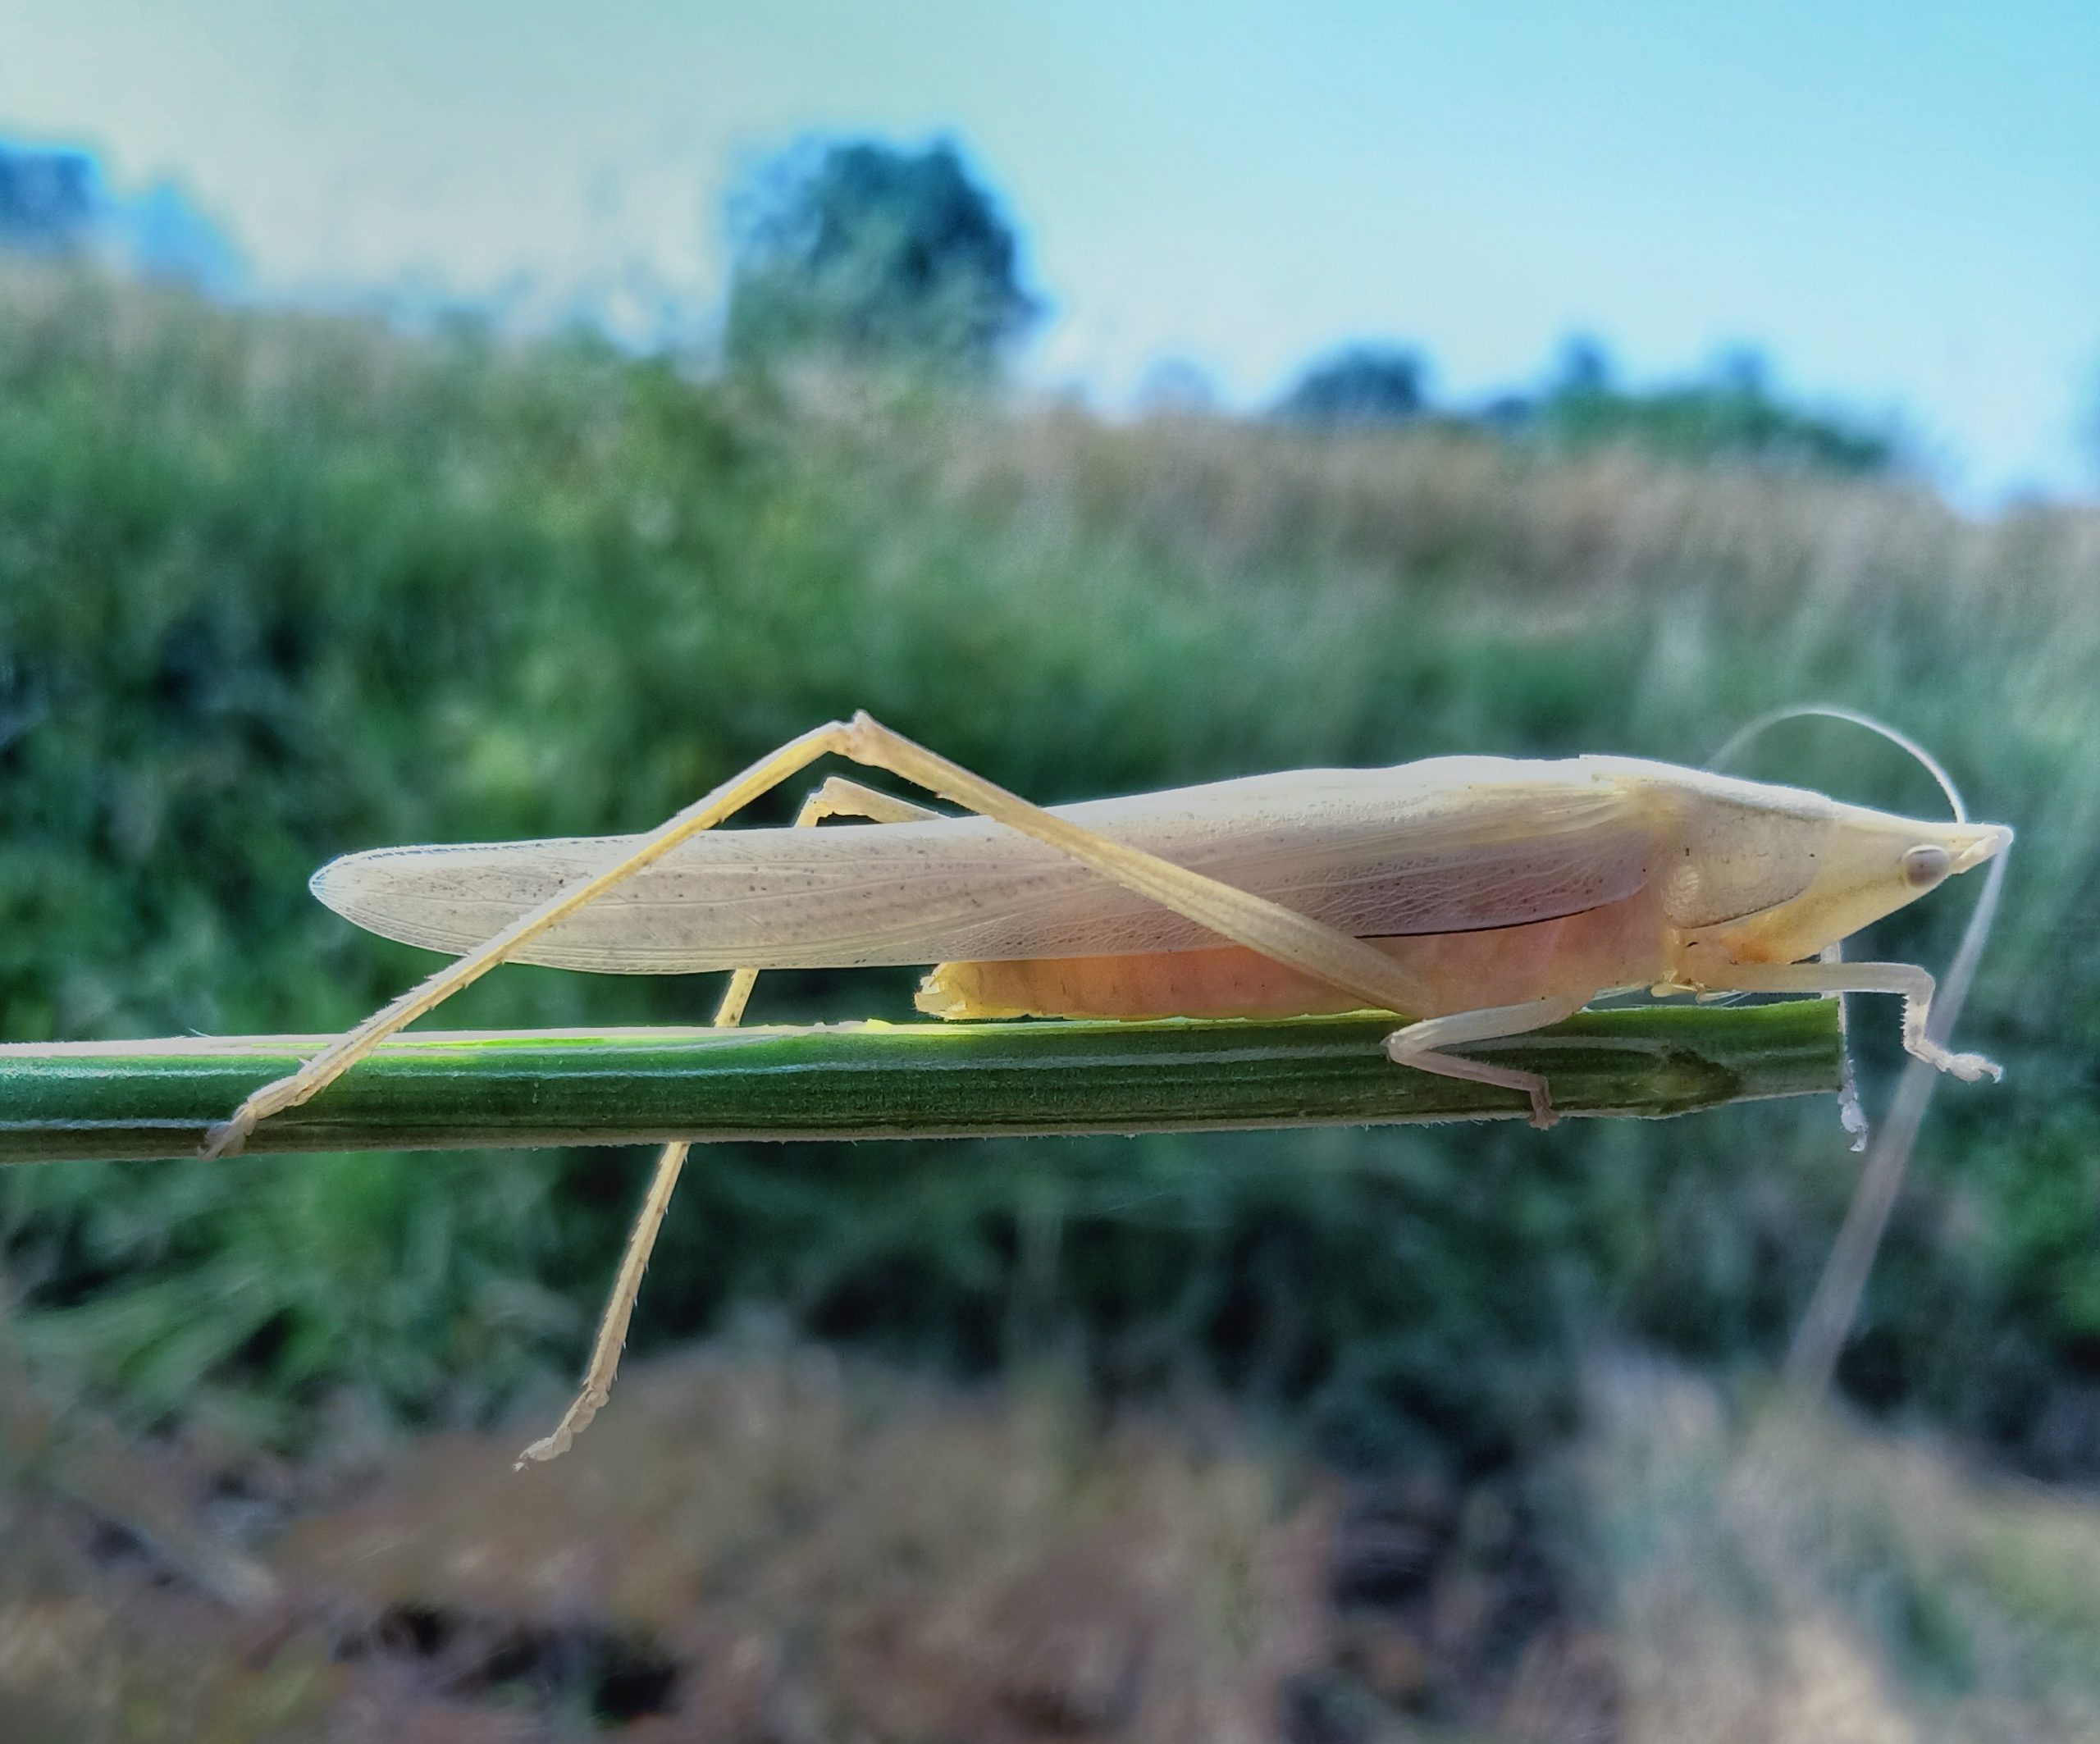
left=0, top=1003, right=1842, bottom=1165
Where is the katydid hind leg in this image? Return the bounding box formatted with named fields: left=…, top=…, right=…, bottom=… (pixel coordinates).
left=829, top=714, right=1451, bottom=1019
left=717, top=723, right=1605, bottom=1117
left=827, top=719, right=1610, bottom=1119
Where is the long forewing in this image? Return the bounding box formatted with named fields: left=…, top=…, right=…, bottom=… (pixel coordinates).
left=310, top=756, right=1660, bottom=972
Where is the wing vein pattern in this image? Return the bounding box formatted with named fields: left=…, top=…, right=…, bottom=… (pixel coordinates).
left=311, top=757, right=1658, bottom=973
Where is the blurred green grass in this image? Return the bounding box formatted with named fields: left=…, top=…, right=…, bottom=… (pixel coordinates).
left=2, top=261, right=2095, bottom=1474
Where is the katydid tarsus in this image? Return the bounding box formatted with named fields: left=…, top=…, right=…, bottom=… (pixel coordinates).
left=199, top=712, right=2011, bottom=1463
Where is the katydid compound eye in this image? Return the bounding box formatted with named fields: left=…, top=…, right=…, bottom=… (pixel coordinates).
left=1902, top=844, right=1952, bottom=888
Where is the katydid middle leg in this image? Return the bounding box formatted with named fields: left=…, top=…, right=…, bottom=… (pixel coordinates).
left=517, top=775, right=943, bottom=1467
left=1381, top=993, right=1593, bottom=1129
left=712, top=777, right=943, bottom=1029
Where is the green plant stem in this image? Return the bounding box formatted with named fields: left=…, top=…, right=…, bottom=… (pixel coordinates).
left=0, top=1003, right=1842, bottom=1166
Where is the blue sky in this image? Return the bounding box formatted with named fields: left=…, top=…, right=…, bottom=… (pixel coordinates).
left=7, top=0, right=2096, bottom=500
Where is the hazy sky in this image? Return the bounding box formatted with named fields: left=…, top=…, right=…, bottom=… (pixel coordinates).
left=7, top=0, right=2096, bottom=500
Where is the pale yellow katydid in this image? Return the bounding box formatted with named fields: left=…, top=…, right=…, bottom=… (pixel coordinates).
left=199, top=711, right=2011, bottom=1461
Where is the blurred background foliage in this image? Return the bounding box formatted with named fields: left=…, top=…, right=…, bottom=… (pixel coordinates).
left=0, top=133, right=2095, bottom=1500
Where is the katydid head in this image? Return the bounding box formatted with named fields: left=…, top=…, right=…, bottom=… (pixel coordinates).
left=1691, top=806, right=2010, bottom=966
left=1658, top=705, right=2014, bottom=970
left=1625, top=756, right=2012, bottom=969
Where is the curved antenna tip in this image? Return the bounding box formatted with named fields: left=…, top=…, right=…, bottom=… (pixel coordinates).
left=1708, top=703, right=1968, bottom=823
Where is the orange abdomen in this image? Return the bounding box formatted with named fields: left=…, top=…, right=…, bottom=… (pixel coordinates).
left=917, top=888, right=1668, bottom=1020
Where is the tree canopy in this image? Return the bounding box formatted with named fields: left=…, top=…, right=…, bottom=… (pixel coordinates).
left=1272, top=344, right=1431, bottom=429
left=724, top=138, right=1039, bottom=378
left=0, top=140, right=97, bottom=253
left=1521, top=340, right=1899, bottom=475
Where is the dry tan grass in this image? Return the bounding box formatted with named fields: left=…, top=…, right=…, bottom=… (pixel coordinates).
left=16, top=1344, right=2100, bottom=1741
left=282, top=1348, right=1328, bottom=1741
left=938, top=404, right=2100, bottom=621
left=0, top=1346, right=1335, bottom=1740
left=1580, top=1354, right=2100, bottom=1744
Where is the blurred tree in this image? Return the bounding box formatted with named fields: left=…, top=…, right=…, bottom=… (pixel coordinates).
left=1272, top=344, right=1430, bottom=429
left=1710, top=343, right=1768, bottom=397
left=1525, top=341, right=1898, bottom=475
left=0, top=139, right=243, bottom=293
left=1470, top=336, right=1895, bottom=475
left=724, top=138, right=1039, bottom=378
left=0, top=141, right=98, bottom=253
left=1553, top=333, right=1614, bottom=397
